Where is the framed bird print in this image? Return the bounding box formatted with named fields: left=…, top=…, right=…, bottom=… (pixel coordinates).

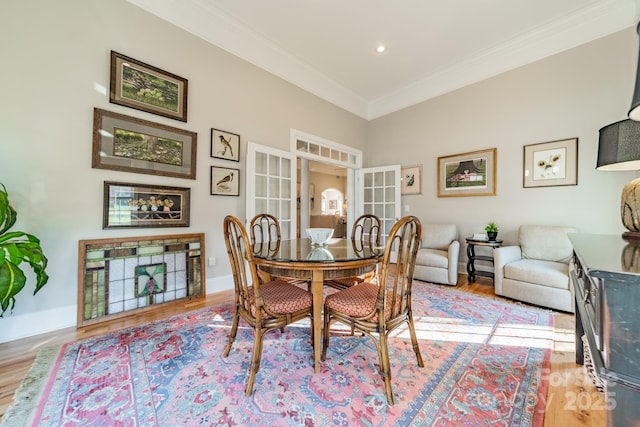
left=211, top=128, right=240, bottom=162
left=401, top=165, right=422, bottom=195
left=211, top=166, right=240, bottom=196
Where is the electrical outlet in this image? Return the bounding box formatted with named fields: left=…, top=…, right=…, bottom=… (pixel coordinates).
left=208, top=257, right=216, bottom=267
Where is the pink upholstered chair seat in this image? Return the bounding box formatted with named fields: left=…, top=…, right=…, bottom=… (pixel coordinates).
left=250, top=280, right=313, bottom=315
left=324, top=282, right=393, bottom=322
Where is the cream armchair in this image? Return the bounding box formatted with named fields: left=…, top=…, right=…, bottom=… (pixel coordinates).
left=494, top=225, right=576, bottom=313
left=413, top=224, right=459, bottom=285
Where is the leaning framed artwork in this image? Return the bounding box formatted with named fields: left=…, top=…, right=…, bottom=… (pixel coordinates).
left=210, top=128, right=240, bottom=162
left=211, top=166, right=240, bottom=196
left=103, top=181, right=191, bottom=229
left=401, top=165, right=422, bottom=195
left=437, top=148, right=497, bottom=197
left=110, top=51, right=188, bottom=122
left=77, top=233, right=206, bottom=327
left=92, top=108, right=197, bottom=179
left=523, top=138, right=578, bottom=188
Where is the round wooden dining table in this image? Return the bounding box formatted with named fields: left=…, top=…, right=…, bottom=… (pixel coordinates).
left=252, top=238, right=383, bottom=373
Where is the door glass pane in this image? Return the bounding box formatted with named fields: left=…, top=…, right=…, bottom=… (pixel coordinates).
left=281, top=200, right=291, bottom=219
left=374, top=187, right=384, bottom=202
left=269, top=177, right=280, bottom=198
left=374, top=172, right=384, bottom=186
left=269, top=155, right=280, bottom=176
left=364, top=173, right=372, bottom=187
left=269, top=200, right=278, bottom=216
left=385, top=203, right=395, bottom=218
left=385, top=187, right=395, bottom=202
left=281, top=180, right=291, bottom=198
left=281, top=223, right=291, bottom=240
left=364, top=187, right=372, bottom=203
left=256, top=152, right=267, bottom=174
left=282, top=159, right=291, bottom=178
left=256, top=199, right=267, bottom=213
left=384, top=171, right=394, bottom=185
left=256, top=176, right=267, bottom=197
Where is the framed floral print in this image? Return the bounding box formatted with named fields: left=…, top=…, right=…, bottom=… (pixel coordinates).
left=523, top=138, right=578, bottom=188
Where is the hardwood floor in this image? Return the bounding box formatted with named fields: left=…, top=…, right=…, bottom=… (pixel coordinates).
left=0, top=277, right=605, bottom=426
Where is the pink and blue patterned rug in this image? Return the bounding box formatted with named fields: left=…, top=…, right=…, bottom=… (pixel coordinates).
left=4, top=282, right=553, bottom=426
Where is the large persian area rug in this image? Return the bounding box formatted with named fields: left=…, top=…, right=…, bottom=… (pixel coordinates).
left=2, top=282, right=553, bottom=427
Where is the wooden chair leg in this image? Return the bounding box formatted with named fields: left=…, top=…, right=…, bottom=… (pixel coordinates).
left=223, top=306, right=240, bottom=357
left=378, top=333, right=394, bottom=405
left=407, top=314, right=424, bottom=367
left=321, top=310, right=331, bottom=361
left=245, top=327, right=265, bottom=396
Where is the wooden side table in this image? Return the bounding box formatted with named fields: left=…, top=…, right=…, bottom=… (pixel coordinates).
left=465, top=238, right=503, bottom=282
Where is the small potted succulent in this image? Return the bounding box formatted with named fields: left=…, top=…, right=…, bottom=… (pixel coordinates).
left=0, top=183, right=49, bottom=316
left=485, top=222, right=499, bottom=241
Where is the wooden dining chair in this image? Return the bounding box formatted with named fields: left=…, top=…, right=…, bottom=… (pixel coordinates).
left=250, top=213, right=308, bottom=288
left=249, top=213, right=280, bottom=246
left=321, top=215, right=424, bottom=405
left=325, top=213, right=381, bottom=290
left=222, top=215, right=314, bottom=396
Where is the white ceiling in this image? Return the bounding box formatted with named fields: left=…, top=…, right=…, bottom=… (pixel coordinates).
left=128, top=0, right=639, bottom=120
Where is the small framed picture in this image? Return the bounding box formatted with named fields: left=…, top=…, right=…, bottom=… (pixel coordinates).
left=211, top=166, right=240, bottom=196
left=401, top=165, right=422, bottom=195
left=110, top=51, right=188, bottom=122
left=211, top=128, right=240, bottom=162
left=437, top=148, right=497, bottom=197
left=523, top=138, right=578, bottom=188
left=103, top=181, right=191, bottom=229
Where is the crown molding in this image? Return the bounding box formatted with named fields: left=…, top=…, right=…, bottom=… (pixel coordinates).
left=129, top=0, right=638, bottom=120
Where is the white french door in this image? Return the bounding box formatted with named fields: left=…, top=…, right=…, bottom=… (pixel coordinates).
left=356, top=165, right=401, bottom=244
left=246, top=142, right=297, bottom=239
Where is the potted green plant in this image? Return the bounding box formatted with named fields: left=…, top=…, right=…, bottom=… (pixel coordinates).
left=485, top=221, right=499, bottom=241
left=0, top=183, right=49, bottom=316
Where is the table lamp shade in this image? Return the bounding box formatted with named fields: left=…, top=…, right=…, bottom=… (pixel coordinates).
left=629, top=22, right=640, bottom=121
left=598, top=119, right=640, bottom=238
left=597, top=119, right=640, bottom=171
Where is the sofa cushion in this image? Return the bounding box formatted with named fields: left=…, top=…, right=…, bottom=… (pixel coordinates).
left=422, top=224, right=458, bottom=251
left=504, top=259, right=569, bottom=290
left=415, top=248, right=448, bottom=268
left=519, top=225, right=576, bottom=264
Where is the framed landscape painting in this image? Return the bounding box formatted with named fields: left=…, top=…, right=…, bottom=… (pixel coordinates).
left=110, top=51, right=188, bottom=122
left=92, top=108, right=197, bottom=179
left=437, top=148, right=497, bottom=197
left=523, top=138, right=578, bottom=188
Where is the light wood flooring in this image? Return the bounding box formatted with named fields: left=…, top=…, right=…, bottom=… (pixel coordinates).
left=0, top=277, right=605, bottom=426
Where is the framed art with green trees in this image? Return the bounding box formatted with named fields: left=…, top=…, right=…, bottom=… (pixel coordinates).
left=110, top=50, right=188, bottom=122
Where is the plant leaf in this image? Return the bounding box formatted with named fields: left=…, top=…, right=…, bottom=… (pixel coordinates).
left=0, top=261, right=26, bottom=316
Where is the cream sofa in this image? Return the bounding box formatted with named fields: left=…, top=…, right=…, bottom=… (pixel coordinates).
left=413, top=224, right=459, bottom=285
left=493, top=225, right=576, bottom=313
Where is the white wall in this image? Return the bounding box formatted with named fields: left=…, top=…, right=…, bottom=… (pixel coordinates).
left=367, top=27, right=638, bottom=248
left=0, top=0, right=367, bottom=341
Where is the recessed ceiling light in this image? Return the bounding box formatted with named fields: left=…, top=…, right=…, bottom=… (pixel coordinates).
left=376, top=45, right=386, bottom=53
